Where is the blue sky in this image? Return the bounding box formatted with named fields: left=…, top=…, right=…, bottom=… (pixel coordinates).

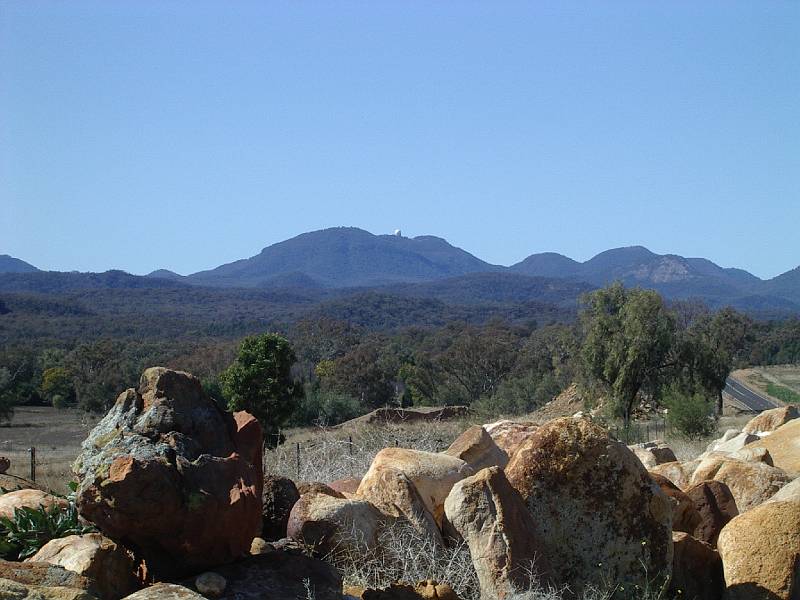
left=1, top=2, right=798, bottom=278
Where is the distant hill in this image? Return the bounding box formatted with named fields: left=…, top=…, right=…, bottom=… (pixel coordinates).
left=0, top=270, right=190, bottom=293
left=0, top=255, right=39, bottom=274
left=146, top=269, right=184, bottom=280
left=189, top=227, right=500, bottom=288
left=763, top=267, right=800, bottom=302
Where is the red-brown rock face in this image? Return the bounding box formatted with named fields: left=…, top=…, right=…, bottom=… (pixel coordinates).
left=73, top=368, right=263, bottom=577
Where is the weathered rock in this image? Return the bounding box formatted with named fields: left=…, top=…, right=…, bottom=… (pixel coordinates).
left=649, top=460, right=697, bottom=491
left=286, top=492, right=385, bottom=556
left=669, top=532, right=724, bottom=600
left=329, top=477, right=361, bottom=495
left=743, top=406, right=799, bottom=435
left=0, top=489, right=68, bottom=519
left=717, top=500, right=800, bottom=600
left=444, top=466, right=551, bottom=599
left=650, top=474, right=701, bottom=534
left=745, top=419, right=800, bottom=476
left=248, top=538, right=273, bottom=555
left=357, top=448, right=472, bottom=527
left=730, top=446, right=773, bottom=465
left=482, top=420, right=538, bottom=458
left=684, top=480, right=738, bottom=547
left=711, top=459, right=791, bottom=512
left=0, top=560, right=97, bottom=597
left=194, top=572, right=226, bottom=598
left=355, top=467, right=442, bottom=545
left=691, top=453, right=730, bottom=486
left=444, top=426, right=508, bottom=472
left=0, top=474, right=46, bottom=493
left=122, top=584, right=204, bottom=599
left=73, top=368, right=263, bottom=577
left=296, top=482, right=345, bottom=498
left=0, top=577, right=97, bottom=600
left=28, top=534, right=138, bottom=600
left=767, top=477, right=800, bottom=504
left=504, top=417, right=673, bottom=592
left=630, top=441, right=677, bottom=469
left=709, top=431, right=760, bottom=454
left=206, top=552, right=342, bottom=600
left=261, top=475, right=299, bottom=541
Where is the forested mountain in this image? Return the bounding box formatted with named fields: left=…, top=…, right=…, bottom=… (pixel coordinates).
left=0, top=255, right=39, bottom=273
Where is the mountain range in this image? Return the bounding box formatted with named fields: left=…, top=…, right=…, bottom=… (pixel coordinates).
left=2, top=227, right=799, bottom=314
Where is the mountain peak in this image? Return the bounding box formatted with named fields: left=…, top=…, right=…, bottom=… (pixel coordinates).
left=0, top=254, right=39, bottom=274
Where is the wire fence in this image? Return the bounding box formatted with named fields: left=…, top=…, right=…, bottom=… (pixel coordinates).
left=608, top=418, right=671, bottom=445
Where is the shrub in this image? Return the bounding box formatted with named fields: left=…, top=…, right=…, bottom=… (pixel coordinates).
left=663, top=387, right=716, bottom=440
left=289, top=387, right=367, bottom=427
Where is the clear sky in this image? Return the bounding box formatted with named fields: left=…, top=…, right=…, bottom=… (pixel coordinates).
left=1, top=2, right=798, bottom=279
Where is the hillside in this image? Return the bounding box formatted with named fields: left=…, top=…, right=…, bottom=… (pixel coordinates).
left=0, top=255, right=39, bottom=274
left=188, top=227, right=500, bottom=288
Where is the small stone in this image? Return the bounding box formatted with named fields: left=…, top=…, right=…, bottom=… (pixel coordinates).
left=249, top=537, right=274, bottom=555
left=195, top=572, right=226, bottom=598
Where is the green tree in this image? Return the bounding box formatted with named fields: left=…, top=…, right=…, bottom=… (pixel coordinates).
left=40, top=367, right=75, bottom=408
left=580, top=283, right=676, bottom=425
left=0, top=368, right=17, bottom=423
left=220, top=333, right=302, bottom=446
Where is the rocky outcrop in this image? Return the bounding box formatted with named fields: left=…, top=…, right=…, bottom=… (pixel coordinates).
left=444, top=426, right=508, bottom=472
left=482, top=420, right=538, bottom=458
left=73, top=368, right=263, bottom=577
left=0, top=489, right=68, bottom=518
left=28, top=534, right=139, bottom=600
left=744, top=419, right=800, bottom=476
left=286, top=492, right=385, bottom=556
left=357, top=448, right=472, bottom=527
left=504, top=417, right=673, bottom=593
left=684, top=480, right=738, bottom=547
left=669, top=532, right=724, bottom=600
left=650, top=474, right=701, bottom=534
left=717, top=500, right=800, bottom=600
left=444, top=466, right=551, bottom=599
left=742, top=406, right=799, bottom=435
left=630, top=441, right=677, bottom=469
left=261, top=476, right=299, bottom=541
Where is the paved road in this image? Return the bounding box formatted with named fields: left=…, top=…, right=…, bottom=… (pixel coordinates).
left=724, top=376, right=780, bottom=412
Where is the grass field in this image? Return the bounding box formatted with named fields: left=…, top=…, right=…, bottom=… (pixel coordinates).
left=737, top=365, right=800, bottom=404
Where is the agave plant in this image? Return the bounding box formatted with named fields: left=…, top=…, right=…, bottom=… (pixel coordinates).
left=0, top=500, right=95, bottom=560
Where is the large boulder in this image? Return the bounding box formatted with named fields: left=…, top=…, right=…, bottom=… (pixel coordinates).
left=744, top=419, right=800, bottom=476
left=717, top=500, right=800, bottom=600
left=357, top=448, right=472, bottom=527
left=684, top=480, right=738, bottom=547
left=669, top=532, right=724, bottom=600
left=650, top=473, right=701, bottom=534
left=767, top=477, right=800, bottom=504
left=482, top=420, right=538, bottom=458
left=743, top=406, right=799, bottom=435
left=630, top=441, right=677, bottom=470
left=72, top=368, right=263, bottom=577
left=504, top=417, right=673, bottom=592
left=444, top=466, right=551, bottom=599
left=28, top=534, right=139, bottom=600
left=0, top=489, right=68, bottom=518
left=286, top=492, right=385, bottom=556
left=444, top=426, right=508, bottom=472
left=261, top=475, right=299, bottom=541
left=355, top=467, right=442, bottom=545
left=711, top=459, right=791, bottom=512
left=649, top=460, right=697, bottom=491
left=707, top=430, right=759, bottom=454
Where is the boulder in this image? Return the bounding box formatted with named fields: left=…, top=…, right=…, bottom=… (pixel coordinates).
left=249, top=538, right=273, bottom=555
left=482, top=420, right=538, bottom=458
left=261, top=475, right=299, bottom=541
left=194, top=572, right=226, bottom=598
left=711, top=459, right=791, bottom=512
left=122, top=584, right=204, bottom=599
left=691, top=453, right=730, bottom=485
left=630, top=441, right=677, bottom=470
left=742, top=406, right=799, bottom=435
left=767, top=477, right=800, bottom=504
left=286, top=492, right=385, bottom=556
left=329, top=477, right=361, bottom=495
left=73, top=368, right=263, bottom=577
left=355, top=467, right=442, bottom=545
left=717, top=500, right=800, bottom=600
left=444, top=426, right=508, bottom=471
left=357, top=448, right=472, bottom=527
left=0, top=474, right=46, bottom=492
left=0, top=560, right=98, bottom=597
left=0, top=489, right=68, bottom=518
left=0, top=577, right=97, bottom=600
left=444, top=466, right=551, bottom=599
left=28, top=534, right=138, bottom=600
left=744, top=419, right=800, bottom=476
left=684, top=480, right=738, bottom=547
left=707, top=431, right=759, bottom=454
left=669, top=532, right=724, bottom=600
left=649, top=461, right=697, bottom=491
left=730, top=446, right=773, bottom=465
left=650, top=474, right=701, bottom=534
left=504, top=417, right=673, bottom=592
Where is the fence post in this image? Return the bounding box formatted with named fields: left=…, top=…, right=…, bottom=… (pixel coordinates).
left=29, top=447, right=35, bottom=482
left=295, top=442, right=300, bottom=479
left=348, top=435, right=353, bottom=457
